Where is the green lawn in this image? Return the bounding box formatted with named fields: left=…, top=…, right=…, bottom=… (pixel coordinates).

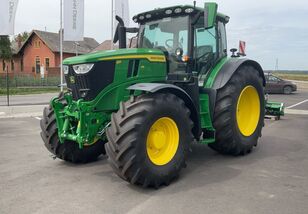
left=0, top=87, right=60, bottom=95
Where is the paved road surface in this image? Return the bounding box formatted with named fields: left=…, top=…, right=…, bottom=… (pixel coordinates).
left=1, top=89, right=308, bottom=110
left=0, top=93, right=57, bottom=106
left=268, top=90, right=308, bottom=110
left=0, top=115, right=307, bottom=214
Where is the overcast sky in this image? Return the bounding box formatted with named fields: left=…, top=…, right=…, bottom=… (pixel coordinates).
left=15, top=0, right=308, bottom=70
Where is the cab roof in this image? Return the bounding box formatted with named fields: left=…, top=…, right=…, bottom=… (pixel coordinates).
left=133, top=5, right=230, bottom=24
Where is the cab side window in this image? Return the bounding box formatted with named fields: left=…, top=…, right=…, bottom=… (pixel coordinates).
left=217, top=21, right=227, bottom=58
left=194, top=26, right=217, bottom=60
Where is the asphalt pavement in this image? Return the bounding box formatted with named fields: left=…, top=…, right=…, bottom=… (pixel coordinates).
left=0, top=89, right=308, bottom=214
left=0, top=114, right=307, bottom=214
left=268, top=90, right=308, bottom=110
left=0, top=93, right=57, bottom=106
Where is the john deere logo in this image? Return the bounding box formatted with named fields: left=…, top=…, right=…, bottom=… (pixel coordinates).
left=69, top=76, right=75, bottom=84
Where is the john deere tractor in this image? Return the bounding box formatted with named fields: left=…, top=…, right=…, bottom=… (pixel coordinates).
left=41, top=3, right=267, bottom=187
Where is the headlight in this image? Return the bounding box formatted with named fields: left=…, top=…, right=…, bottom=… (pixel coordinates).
left=73, top=63, right=94, bottom=74
left=63, top=65, right=69, bottom=75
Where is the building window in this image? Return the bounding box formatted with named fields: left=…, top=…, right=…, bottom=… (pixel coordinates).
left=2, top=60, right=5, bottom=71
left=45, top=58, right=50, bottom=70
left=11, top=60, right=14, bottom=71
left=34, top=40, right=41, bottom=48
left=35, top=56, right=41, bottom=73
left=21, top=59, right=24, bottom=72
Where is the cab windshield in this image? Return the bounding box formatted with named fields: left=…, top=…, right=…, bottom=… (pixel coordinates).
left=139, top=16, right=189, bottom=73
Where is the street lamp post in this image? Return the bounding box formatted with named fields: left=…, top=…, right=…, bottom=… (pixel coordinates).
left=6, top=65, right=9, bottom=106
left=60, top=0, right=64, bottom=92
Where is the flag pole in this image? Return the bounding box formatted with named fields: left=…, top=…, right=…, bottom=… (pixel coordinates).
left=60, top=0, right=64, bottom=92
left=111, top=0, right=114, bottom=50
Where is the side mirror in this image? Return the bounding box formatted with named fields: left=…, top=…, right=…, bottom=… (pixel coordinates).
left=114, top=16, right=126, bottom=49
left=113, top=24, right=120, bottom=44
left=204, top=2, right=218, bottom=29
left=114, top=15, right=139, bottom=49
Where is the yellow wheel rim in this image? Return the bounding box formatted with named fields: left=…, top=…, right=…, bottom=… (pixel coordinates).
left=236, top=86, right=261, bottom=137
left=146, top=117, right=179, bottom=166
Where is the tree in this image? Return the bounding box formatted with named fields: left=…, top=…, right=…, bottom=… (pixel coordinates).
left=0, top=36, right=12, bottom=60
left=14, top=31, right=29, bottom=43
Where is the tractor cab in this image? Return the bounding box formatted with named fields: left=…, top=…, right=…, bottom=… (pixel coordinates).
left=115, top=4, right=230, bottom=85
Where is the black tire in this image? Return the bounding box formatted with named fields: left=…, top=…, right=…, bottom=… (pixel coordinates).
left=209, top=65, right=265, bottom=156
left=105, top=93, right=194, bottom=188
left=40, top=93, right=106, bottom=163
left=283, top=86, right=292, bottom=94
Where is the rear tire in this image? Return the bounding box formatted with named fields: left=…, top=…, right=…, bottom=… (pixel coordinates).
left=40, top=94, right=106, bottom=163
left=209, top=66, right=265, bottom=156
left=105, top=93, right=194, bottom=188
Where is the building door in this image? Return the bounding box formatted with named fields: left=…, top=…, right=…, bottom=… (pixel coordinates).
left=35, top=57, right=40, bottom=74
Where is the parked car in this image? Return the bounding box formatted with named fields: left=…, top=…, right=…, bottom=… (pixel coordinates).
left=264, top=73, right=297, bottom=94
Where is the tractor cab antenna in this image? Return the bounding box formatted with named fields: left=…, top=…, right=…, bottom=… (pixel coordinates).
left=193, top=1, right=196, bottom=8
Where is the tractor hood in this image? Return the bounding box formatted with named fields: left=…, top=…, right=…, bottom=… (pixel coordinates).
left=63, top=48, right=166, bottom=65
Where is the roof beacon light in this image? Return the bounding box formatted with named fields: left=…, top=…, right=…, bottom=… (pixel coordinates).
left=174, top=8, right=182, bottom=14
left=185, top=8, right=194, bottom=13
left=165, top=9, right=172, bottom=15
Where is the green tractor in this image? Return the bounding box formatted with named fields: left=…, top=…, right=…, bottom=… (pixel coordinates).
left=41, top=3, right=266, bottom=187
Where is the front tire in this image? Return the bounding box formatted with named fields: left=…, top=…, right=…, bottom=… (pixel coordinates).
left=105, top=93, right=194, bottom=188
left=209, top=65, right=265, bottom=156
left=283, top=86, right=292, bottom=94
left=40, top=95, right=106, bottom=163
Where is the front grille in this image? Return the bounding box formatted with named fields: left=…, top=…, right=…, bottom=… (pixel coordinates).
left=65, top=61, right=116, bottom=101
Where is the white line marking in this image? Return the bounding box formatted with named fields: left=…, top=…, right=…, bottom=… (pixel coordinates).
left=285, top=109, right=308, bottom=115
left=35, top=117, right=42, bottom=120
left=286, top=99, right=308, bottom=109
left=0, top=112, right=5, bottom=116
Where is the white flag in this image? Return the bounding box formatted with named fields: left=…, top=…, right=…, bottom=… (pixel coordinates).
left=115, top=0, right=129, bottom=27
left=0, top=0, right=19, bottom=35
left=63, top=0, right=84, bottom=41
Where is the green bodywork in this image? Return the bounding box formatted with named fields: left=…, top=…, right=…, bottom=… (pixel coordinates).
left=62, top=48, right=166, bottom=65
left=52, top=48, right=167, bottom=148
left=52, top=51, right=225, bottom=148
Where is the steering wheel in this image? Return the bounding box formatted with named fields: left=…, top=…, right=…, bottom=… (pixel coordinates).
left=197, top=52, right=212, bottom=62
left=165, top=39, right=174, bottom=49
